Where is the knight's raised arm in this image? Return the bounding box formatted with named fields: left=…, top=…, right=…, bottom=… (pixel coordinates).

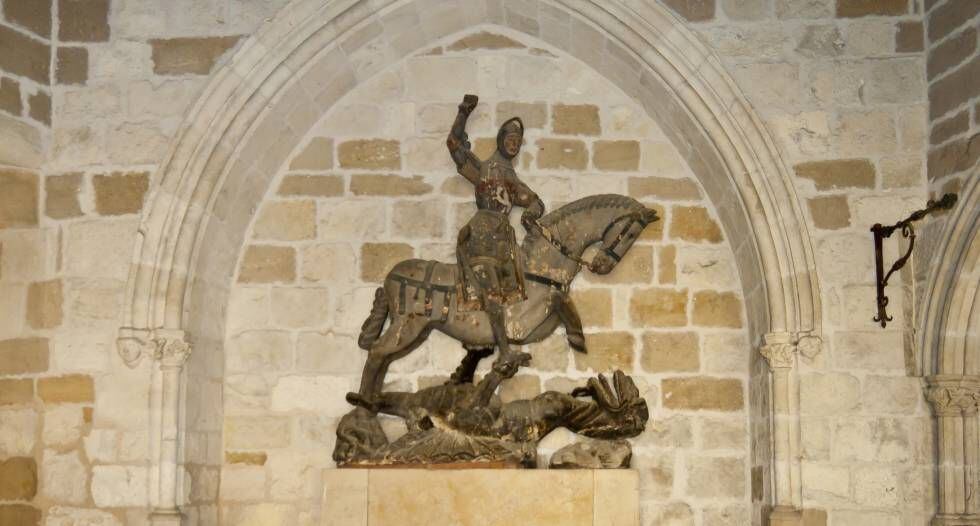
left=447, top=94, right=481, bottom=183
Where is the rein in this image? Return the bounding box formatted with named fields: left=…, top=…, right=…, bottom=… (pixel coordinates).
left=532, top=211, right=649, bottom=272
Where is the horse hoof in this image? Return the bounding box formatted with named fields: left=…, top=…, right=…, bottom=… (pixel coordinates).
left=346, top=392, right=379, bottom=413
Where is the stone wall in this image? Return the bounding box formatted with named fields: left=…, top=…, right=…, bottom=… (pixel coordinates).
left=223, top=32, right=753, bottom=525
left=0, top=0, right=951, bottom=525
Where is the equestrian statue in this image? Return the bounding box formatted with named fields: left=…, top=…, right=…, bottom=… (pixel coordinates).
left=336, top=94, right=658, bottom=467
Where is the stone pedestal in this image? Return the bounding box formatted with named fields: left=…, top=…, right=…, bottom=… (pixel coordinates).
left=321, top=469, right=639, bottom=526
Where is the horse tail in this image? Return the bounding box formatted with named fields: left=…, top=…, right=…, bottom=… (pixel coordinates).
left=358, top=287, right=389, bottom=350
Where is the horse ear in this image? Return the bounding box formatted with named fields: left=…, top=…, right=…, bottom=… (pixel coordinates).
left=642, top=208, right=660, bottom=224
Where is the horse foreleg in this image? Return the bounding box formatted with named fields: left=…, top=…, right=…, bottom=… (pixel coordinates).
left=448, top=345, right=494, bottom=385
left=348, top=314, right=430, bottom=411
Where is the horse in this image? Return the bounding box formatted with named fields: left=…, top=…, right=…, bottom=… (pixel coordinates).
left=347, top=194, right=659, bottom=411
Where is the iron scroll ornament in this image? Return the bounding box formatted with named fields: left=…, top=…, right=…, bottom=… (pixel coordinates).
left=871, top=193, right=957, bottom=328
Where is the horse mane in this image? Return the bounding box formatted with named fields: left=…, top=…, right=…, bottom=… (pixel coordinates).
left=540, top=194, right=646, bottom=227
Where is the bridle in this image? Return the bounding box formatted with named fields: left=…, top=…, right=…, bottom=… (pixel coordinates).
left=532, top=211, right=652, bottom=272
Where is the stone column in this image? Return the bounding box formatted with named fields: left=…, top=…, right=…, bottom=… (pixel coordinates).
left=761, top=332, right=804, bottom=525
left=926, top=375, right=980, bottom=526
left=149, top=330, right=192, bottom=526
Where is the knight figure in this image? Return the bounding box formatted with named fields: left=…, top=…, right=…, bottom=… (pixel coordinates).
left=449, top=94, right=544, bottom=379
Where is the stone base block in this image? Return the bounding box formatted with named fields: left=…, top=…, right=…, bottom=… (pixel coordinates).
left=321, top=468, right=639, bottom=526
left=148, top=510, right=184, bottom=526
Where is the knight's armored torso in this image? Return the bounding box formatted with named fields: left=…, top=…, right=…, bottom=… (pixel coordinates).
left=475, top=157, right=517, bottom=215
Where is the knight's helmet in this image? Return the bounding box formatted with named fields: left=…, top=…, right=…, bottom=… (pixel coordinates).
left=496, top=117, right=524, bottom=158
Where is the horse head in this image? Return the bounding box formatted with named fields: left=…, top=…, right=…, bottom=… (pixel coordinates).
left=588, top=206, right=660, bottom=275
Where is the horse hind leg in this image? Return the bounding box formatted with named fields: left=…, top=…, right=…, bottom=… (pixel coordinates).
left=347, top=314, right=430, bottom=411
left=447, top=344, right=494, bottom=385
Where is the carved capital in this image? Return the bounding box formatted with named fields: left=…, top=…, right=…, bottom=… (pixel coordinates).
left=116, top=328, right=155, bottom=368
left=149, top=329, right=192, bottom=369
left=761, top=332, right=796, bottom=370
left=925, top=376, right=980, bottom=416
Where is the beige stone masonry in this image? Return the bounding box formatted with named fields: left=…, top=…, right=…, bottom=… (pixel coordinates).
left=552, top=104, right=601, bottom=135
left=692, top=291, right=743, bottom=328
left=350, top=174, right=432, bottom=196
left=338, top=139, right=401, bottom=170
left=26, top=279, right=62, bottom=329
left=593, top=140, right=640, bottom=171
left=0, top=457, right=37, bottom=500
left=536, top=138, right=588, bottom=170
left=641, top=332, right=699, bottom=373
left=628, top=177, right=701, bottom=201
left=290, top=137, right=334, bottom=171
left=497, top=101, right=546, bottom=128
left=0, top=379, right=33, bottom=405
left=37, top=375, right=94, bottom=404
left=807, top=195, right=851, bottom=230
left=253, top=201, right=317, bottom=241
left=662, top=377, right=744, bottom=411
left=0, top=168, right=38, bottom=228
left=361, top=243, right=413, bottom=282
left=321, top=469, right=639, bottom=526
left=92, top=172, right=149, bottom=216
left=0, top=337, right=49, bottom=375
left=238, top=245, right=296, bottom=283
left=278, top=175, right=344, bottom=197
left=630, top=288, right=688, bottom=327
left=669, top=206, right=723, bottom=243
left=575, top=331, right=635, bottom=372
left=794, top=159, right=876, bottom=190
left=44, top=173, right=83, bottom=219
left=150, top=36, right=241, bottom=75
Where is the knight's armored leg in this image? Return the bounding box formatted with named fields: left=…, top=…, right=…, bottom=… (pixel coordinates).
left=486, top=300, right=531, bottom=378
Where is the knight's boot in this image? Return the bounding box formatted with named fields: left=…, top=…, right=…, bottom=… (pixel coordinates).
left=485, top=303, right=530, bottom=379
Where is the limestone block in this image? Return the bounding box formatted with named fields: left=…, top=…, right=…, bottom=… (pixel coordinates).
left=800, top=372, right=861, bottom=415
left=831, top=418, right=912, bottom=463
left=65, top=278, right=124, bottom=328
left=861, top=375, right=919, bottom=414
left=497, top=101, right=547, bottom=129
left=338, top=139, right=401, bottom=170
left=46, top=506, right=122, bottom=526
left=837, top=0, right=905, bottom=17
left=301, top=243, right=357, bottom=284
left=149, top=36, right=240, bottom=75
left=105, top=122, right=170, bottom=165
left=816, top=234, right=874, bottom=285
left=91, top=465, right=147, bottom=507
left=268, top=452, right=318, bottom=501
left=254, top=201, right=317, bottom=241
left=0, top=379, right=33, bottom=406
left=642, top=501, right=694, bottom=525
left=93, top=366, right=149, bottom=430
left=701, top=332, right=752, bottom=373
left=852, top=465, right=899, bottom=506
left=92, top=172, right=149, bottom=216
left=350, top=174, right=432, bottom=196
left=536, top=138, right=588, bottom=170
left=692, top=291, right=743, bottom=328
left=700, top=417, right=747, bottom=450
left=801, top=462, right=850, bottom=504
left=0, top=283, right=25, bottom=337
left=641, top=332, right=699, bottom=373
left=392, top=199, right=446, bottom=238
left=733, top=62, right=803, bottom=110
left=775, top=0, right=833, bottom=18
left=674, top=247, right=737, bottom=290
left=629, top=288, right=688, bottom=327
left=0, top=229, right=48, bottom=282
left=807, top=195, right=850, bottom=230
left=50, top=330, right=109, bottom=373
left=570, top=288, right=612, bottom=327
left=0, top=457, right=36, bottom=500
left=42, top=405, right=84, bottom=447
left=270, top=375, right=352, bottom=417
left=628, top=177, right=701, bottom=201
left=41, top=450, right=87, bottom=504
left=226, top=330, right=293, bottom=373
left=832, top=331, right=904, bottom=371
left=593, top=140, right=640, bottom=171
left=0, top=408, right=37, bottom=456
left=279, top=175, right=344, bottom=197
left=334, top=287, right=381, bottom=332
left=801, top=418, right=831, bottom=461
left=224, top=415, right=291, bottom=449
left=552, top=104, right=600, bottom=135
left=524, top=334, right=570, bottom=372
left=834, top=111, right=898, bottom=157
left=0, top=169, right=39, bottom=228
left=361, top=243, right=413, bottom=282
left=84, top=429, right=120, bottom=463
left=224, top=374, right=271, bottom=413
left=238, top=245, right=296, bottom=284
left=296, top=332, right=365, bottom=374
left=27, top=279, right=63, bottom=329
left=290, top=137, right=334, bottom=171
left=224, top=503, right=297, bottom=526
left=685, top=456, right=745, bottom=499
left=405, top=57, right=479, bottom=101
left=345, top=469, right=607, bottom=526
left=319, top=201, right=386, bottom=241
left=270, top=287, right=330, bottom=328
left=0, top=337, right=49, bottom=375
left=669, top=206, right=723, bottom=243
left=638, top=414, right=693, bottom=449
left=403, top=136, right=455, bottom=173
left=226, top=451, right=268, bottom=466
left=504, top=55, right=563, bottom=100
left=662, top=0, right=716, bottom=21
left=574, top=332, right=635, bottom=372
left=65, top=220, right=137, bottom=279
left=38, top=375, right=94, bottom=404
left=796, top=25, right=845, bottom=59
left=662, top=377, right=744, bottom=411
left=219, top=466, right=266, bottom=501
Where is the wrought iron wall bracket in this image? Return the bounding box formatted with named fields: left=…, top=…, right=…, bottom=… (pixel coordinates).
left=871, top=193, right=957, bottom=328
